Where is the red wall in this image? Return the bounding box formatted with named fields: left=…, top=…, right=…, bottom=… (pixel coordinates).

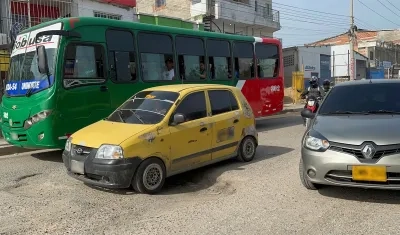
left=99, top=0, right=136, bottom=7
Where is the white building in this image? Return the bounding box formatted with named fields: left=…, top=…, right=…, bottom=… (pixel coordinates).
left=283, top=45, right=369, bottom=88
left=0, top=0, right=137, bottom=48
left=330, top=44, right=368, bottom=80
left=136, top=0, right=280, bottom=37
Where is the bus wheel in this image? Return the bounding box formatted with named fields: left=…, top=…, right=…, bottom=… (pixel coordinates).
left=237, top=136, right=257, bottom=162
left=132, top=158, right=166, bottom=194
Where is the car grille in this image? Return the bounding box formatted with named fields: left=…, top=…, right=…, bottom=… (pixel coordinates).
left=325, top=170, right=400, bottom=185
left=329, top=142, right=400, bottom=160
left=71, top=144, right=95, bottom=159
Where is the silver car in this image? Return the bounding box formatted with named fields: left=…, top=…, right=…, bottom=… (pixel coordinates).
left=300, top=79, right=400, bottom=190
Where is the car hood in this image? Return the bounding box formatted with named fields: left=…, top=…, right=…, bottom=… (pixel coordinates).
left=313, top=115, right=400, bottom=145
left=71, top=120, right=153, bottom=148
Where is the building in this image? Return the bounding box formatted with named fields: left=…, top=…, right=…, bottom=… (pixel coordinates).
left=136, top=0, right=280, bottom=37
left=283, top=46, right=331, bottom=88
left=283, top=45, right=368, bottom=88
left=0, top=0, right=137, bottom=49
left=306, top=29, right=400, bottom=78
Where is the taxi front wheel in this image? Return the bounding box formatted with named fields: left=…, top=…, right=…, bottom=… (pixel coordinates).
left=237, top=136, right=257, bottom=162
left=132, top=158, right=166, bottom=194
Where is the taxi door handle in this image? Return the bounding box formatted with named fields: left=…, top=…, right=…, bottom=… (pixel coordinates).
left=233, top=119, right=239, bottom=124
left=100, top=86, right=108, bottom=92
left=200, top=127, right=207, bottom=132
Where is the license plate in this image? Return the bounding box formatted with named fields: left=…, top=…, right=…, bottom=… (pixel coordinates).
left=70, top=160, right=85, bottom=174
left=307, top=101, right=315, bottom=106
left=352, top=165, right=387, bottom=182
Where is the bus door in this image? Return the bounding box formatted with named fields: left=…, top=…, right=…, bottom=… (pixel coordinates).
left=58, top=42, right=111, bottom=133
left=255, top=42, right=283, bottom=116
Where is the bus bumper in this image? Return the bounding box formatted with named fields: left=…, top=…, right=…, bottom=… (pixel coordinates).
left=62, top=150, right=141, bottom=189
left=1, top=124, right=59, bottom=149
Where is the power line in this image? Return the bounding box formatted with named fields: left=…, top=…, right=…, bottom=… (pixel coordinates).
left=385, top=0, right=400, bottom=12
left=376, top=0, right=400, bottom=18
left=356, top=0, right=400, bottom=27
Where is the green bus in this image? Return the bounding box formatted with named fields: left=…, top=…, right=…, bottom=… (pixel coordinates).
left=1, top=17, right=283, bottom=149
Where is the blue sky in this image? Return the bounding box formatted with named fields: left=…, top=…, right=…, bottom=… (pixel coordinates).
left=273, top=0, right=400, bottom=47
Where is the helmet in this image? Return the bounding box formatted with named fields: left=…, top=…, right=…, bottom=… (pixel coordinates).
left=322, top=79, right=330, bottom=90
left=309, top=76, right=319, bottom=88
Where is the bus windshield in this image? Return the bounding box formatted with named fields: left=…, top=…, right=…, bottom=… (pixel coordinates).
left=5, top=22, right=62, bottom=97
left=6, top=48, right=56, bottom=97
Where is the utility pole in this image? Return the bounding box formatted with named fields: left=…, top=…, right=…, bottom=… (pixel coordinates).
left=349, top=0, right=356, bottom=80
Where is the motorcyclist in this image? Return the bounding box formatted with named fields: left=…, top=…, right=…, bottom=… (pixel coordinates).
left=322, top=79, right=331, bottom=94
left=301, top=76, right=323, bottom=106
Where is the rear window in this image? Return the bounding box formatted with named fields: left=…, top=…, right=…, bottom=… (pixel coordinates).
left=318, top=83, right=400, bottom=114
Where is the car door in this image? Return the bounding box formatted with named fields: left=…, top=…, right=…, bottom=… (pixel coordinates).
left=207, top=89, right=243, bottom=160
left=168, top=90, right=212, bottom=171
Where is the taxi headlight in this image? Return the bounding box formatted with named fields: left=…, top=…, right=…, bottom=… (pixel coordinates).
left=65, top=137, right=72, bottom=152
left=95, top=144, right=124, bottom=159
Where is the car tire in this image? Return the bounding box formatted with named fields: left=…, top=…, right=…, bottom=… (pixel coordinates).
left=132, top=158, right=166, bottom=194
left=237, top=136, right=257, bottom=162
left=299, top=158, right=320, bottom=190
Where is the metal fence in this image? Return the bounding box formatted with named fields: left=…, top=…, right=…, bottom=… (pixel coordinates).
left=1, top=0, right=75, bottom=45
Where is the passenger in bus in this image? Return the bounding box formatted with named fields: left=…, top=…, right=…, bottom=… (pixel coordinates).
left=199, top=61, right=206, bottom=79
left=163, top=57, right=175, bottom=80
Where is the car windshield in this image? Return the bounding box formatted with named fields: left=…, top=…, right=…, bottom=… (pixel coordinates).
left=107, top=90, right=180, bottom=124
left=318, top=82, right=400, bottom=115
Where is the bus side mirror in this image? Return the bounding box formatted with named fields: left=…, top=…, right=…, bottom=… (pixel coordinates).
left=37, top=45, right=49, bottom=75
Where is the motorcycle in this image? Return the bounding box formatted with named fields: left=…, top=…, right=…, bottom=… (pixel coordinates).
left=302, top=95, right=321, bottom=128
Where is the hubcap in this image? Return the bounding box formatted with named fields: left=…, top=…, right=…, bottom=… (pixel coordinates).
left=142, top=163, right=163, bottom=190
left=243, top=138, right=255, bottom=159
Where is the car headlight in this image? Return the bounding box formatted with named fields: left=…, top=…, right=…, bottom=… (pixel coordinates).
left=23, top=110, right=52, bottom=130
left=65, top=137, right=72, bottom=152
left=95, top=144, right=124, bottom=159
left=304, top=135, right=330, bottom=151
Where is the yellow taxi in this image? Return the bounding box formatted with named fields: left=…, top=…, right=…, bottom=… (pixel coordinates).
left=62, top=84, right=258, bottom=194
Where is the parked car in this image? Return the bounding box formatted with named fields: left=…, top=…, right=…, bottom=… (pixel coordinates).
left=62, top=84, right=258, bottom=194
left=300, top=79, right=400, bottom=190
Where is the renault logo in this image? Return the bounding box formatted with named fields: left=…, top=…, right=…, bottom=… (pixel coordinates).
left=361, top=144, right=376, bottom=159
left=12, top=105, right=17, bottom=110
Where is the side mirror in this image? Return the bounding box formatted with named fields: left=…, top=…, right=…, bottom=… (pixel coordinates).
left=171, top=113, right=185, bottom=125
left=37, top=45, right=49, bottom=75
left=301, top=109, right=316, bottom=119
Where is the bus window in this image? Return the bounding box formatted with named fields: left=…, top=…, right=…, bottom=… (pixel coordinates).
left=138, top=33, right=174, bottom=81
left=233, top=42, right=254, bottom=79
left=63, top=43, right=105, bottom=88
left=106, top=29, right=136, bottom=82
left=207, top=39, right=232, bottom=80
left=255, top=44, right=279, bottom=78
left=175, top=36, right=205, bottom=80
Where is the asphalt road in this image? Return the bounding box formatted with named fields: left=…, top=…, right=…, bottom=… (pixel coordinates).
left=1, top=114, right=400, bottom=234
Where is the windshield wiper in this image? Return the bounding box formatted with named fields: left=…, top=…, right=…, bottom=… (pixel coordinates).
left=122, top=109, right=144, bottom=124
left=116, top=110, right=126, bottom=123
left=364, top=110, right=400, bottom=115
left=25, top=87, right=34, bottom=97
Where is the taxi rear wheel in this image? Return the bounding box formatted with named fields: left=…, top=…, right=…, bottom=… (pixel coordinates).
left=132, top=158, right=166, bottom=194
left=237, top=136, right=257, bottom=162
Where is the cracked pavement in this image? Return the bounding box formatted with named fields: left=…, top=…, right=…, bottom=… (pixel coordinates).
left=1, top=115, right=400, bottom=234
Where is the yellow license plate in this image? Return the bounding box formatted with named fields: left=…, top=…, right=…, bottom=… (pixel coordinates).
left=352, top=165, right=387, bottom=182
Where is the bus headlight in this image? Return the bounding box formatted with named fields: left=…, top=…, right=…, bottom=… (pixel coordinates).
left=23, top=110, right=52, bottom=130
left=65, top=137, right=72, bottom=152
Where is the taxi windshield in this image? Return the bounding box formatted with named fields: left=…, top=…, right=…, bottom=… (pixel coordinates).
left=107, top=90, right=180, bottom=124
